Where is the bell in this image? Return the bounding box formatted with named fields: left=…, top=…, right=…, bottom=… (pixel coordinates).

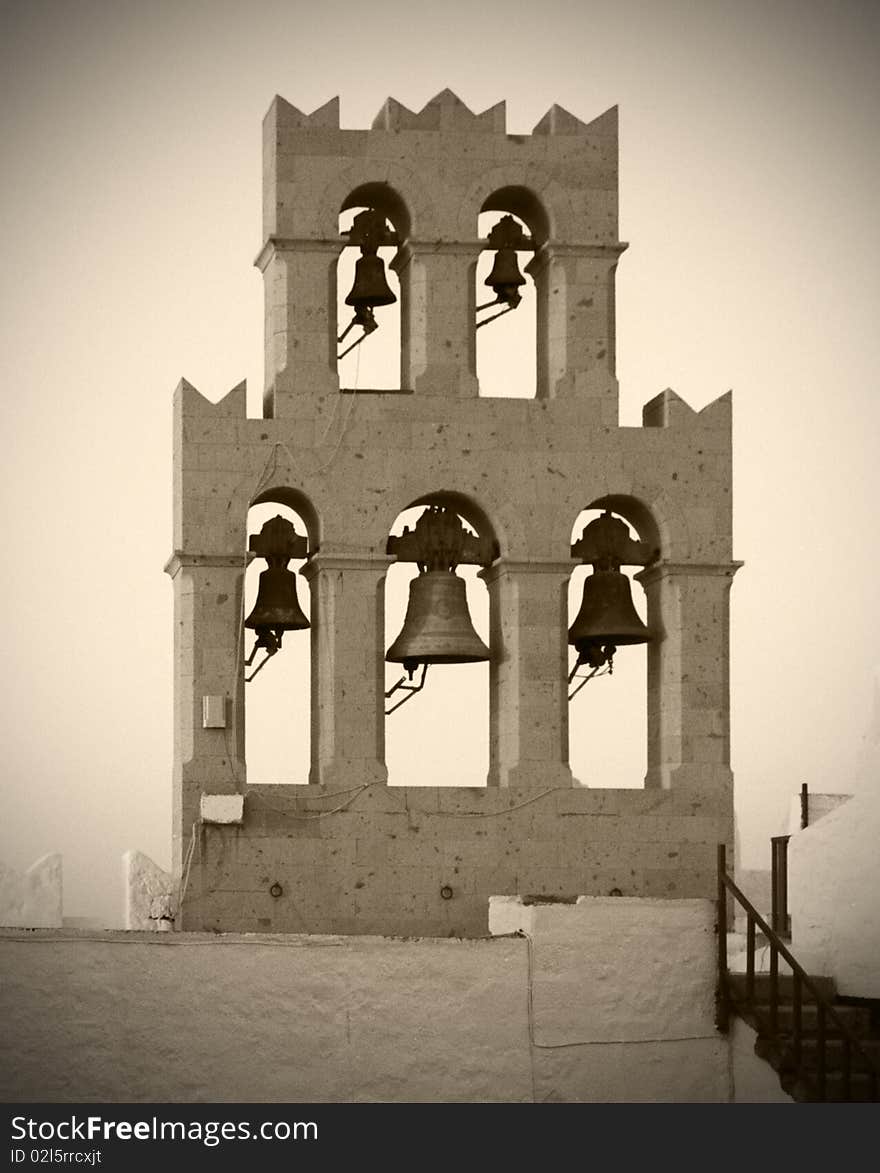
left=345, top=254, right=396, bottom=311
left=484, top=247, right=526, bottom=306
left=568, top=569, right=649, bottom=655
left=387, top=570, right=490, bottom=671
left=245, top=567, right=309, bottom=634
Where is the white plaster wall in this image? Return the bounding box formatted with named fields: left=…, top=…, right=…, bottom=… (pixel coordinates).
left=729, top=1018, right=794, bottom=1103
left=2, top=900, right=731, bottom=1103
left=789, top=788, right=880, bottom=997
left=123, top=851, right=175, bottom=931
left=491, top=896, right=717, bottom=1043
left=0, top=854, right=62, bottom=928
left=785, top=792, right=851, bottom=835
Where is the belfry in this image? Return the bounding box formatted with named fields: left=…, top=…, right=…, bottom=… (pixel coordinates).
left=165, top=90, right=739, bottom=936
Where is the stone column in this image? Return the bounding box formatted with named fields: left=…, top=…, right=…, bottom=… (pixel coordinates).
left=300, top=553, right=393, bottom=787
left=404, top=242, right=481, bottom=398
left=541, top=243, right=625, bottom=417
left=164, top=554, right=246, bottom=876
left=637, top=561, right=742, bottom=792
left=480, top=559, right=575, bottom=789
left=256, top=238, right=344, bottom=415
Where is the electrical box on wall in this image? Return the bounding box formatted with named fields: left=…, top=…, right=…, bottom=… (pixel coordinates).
left=201, top=696, right=226, bottom=729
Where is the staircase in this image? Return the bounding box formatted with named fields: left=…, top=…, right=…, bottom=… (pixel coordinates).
left=718, top=846, right=880, bottom=1102
left=729, top=972, right=880, bottom=1101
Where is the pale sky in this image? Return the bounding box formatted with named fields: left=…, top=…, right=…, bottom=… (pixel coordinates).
left=1, top=0, right=878, bottom=923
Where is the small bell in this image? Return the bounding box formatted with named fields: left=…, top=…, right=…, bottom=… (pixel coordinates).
left=345, top=253, right=396, bottom=311
left=244, top=515, right=309, bottom=682
left=568, top=568, right=649, bottom=660
left=245, top=567, right=309, bottom=635
left=484, top=248, right=526, bottom=308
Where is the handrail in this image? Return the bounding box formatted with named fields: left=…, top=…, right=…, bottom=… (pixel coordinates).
left=717, top=843, right=879, bottom=1101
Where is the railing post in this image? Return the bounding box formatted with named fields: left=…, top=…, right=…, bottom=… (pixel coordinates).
left=841, top=1037, right=851, bottom=1101
left=800, top=782, right=809, bottom=830
left=746, top=918, right=756, bottom=1004
left=771, top=835, right=791, bottom=939
left=816, top=1003, right=827, bottom=1100
left=769, top=944, right=779, bottom=1036
left=716, top=843, right=729, bottom=1032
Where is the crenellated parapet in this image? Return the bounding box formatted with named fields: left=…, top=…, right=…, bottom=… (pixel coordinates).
left=259, top=89, right=624, bottom=413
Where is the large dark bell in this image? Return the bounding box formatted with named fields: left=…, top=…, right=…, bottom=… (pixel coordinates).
left=387, top=570, right=490, bottom=668
left=484, top=248, right=526, bottom=304
left=345, top=254, right=396, bottom=310
left=245, top=567, right=309, bottom=632
left=568, top=569, right=649, bottom=654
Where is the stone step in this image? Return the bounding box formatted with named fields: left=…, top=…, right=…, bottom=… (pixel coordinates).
left=743, top=1001, right=874, bottom=1038
left=728, top=972, right=837, bottom=1001
left=782, top=1069, right=879, bottom=1103
left=758, top=1035, right=880, bottom=1073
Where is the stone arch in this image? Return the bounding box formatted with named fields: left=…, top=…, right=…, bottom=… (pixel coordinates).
left=567, top=497, right=657, bottom=790
left=243, top=490, right=315, bottom=786
left=318, top=161, right=437, bottom=238
left=585, top=493, right=663, bottom=560
left=457, top=168, right=570, bottom=241
left=394, top=488, right=501, bottom=562
left=252, top=485, right=320, bottom=552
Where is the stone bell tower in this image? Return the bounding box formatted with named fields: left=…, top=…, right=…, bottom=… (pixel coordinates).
left=166, top=90, right=739, bottom=936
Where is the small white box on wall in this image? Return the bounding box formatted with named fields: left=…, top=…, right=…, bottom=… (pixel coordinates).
left=200, top=794, right=244, bottom=824
left=202, top=695, right=227, bottom=728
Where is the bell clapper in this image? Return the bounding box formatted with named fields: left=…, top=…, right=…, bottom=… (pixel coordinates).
left=567, top=644, right=615, bottom=701
left=475, top=299, right=519, bottom=330
left=244, top=627, right=282, bottom=683
left=337, top=306, right=378, bottom=358
left=384, top=662, right=429, bottom=716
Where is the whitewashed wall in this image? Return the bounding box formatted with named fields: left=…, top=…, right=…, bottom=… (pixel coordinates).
left=0, top=897, right=779, bottom=1103
left=0, top=854, right=62, bottom=928
left=789, top=789, right=880, bottom=998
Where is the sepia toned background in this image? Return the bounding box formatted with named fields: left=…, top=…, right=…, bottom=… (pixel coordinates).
left=1, top=0, right=877, bottom=924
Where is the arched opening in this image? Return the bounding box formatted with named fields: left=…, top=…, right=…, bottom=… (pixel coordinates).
left=243, top=498, right=312, bottom=784
left=476, top=187, right=548, bottom=399
left=337, top=184, right=409, bottom=391
left=567, top=505, right=657, bottom=788
left=383, top=496, right=497, bottom=787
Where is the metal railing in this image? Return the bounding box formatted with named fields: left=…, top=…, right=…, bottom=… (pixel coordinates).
left=770, top=835, right=791, bottom=939
left=717, top=843, right=879, bottom=1101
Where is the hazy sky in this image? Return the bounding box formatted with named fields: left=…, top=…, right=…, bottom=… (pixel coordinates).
left=1, top=0, right=878, bottom=922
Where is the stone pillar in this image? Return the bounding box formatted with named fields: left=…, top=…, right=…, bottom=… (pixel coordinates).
left=480, top=559, right=575, bottom=788
left=541, top=244, right=624, bottom=416
left=301, top=553, right=393, bottom=787
left=637, top=561, right=741, bottom=792
left=257, top=238, right=343, bottom=415
left=165, top=554, right=246, bottom=875
left=405, top=242, right=480, bottom=398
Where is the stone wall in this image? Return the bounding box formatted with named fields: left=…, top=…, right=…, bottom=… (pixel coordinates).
left=188, top=784, right=729, bottom=936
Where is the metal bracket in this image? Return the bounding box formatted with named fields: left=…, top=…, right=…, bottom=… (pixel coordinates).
left=385, top=663, right=429, bottom=715
left=337, top=309, right=378, bottom=359
left=567, top=651, right=613, bottom=700
left=244, top=630, right=280, bottom=683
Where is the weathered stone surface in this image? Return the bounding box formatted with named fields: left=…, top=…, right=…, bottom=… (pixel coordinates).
left=123, top=850, right=174, bottom=931
left=0, top=854, right=62, bottom=928
left=167, top=95, right=738, bottom=934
